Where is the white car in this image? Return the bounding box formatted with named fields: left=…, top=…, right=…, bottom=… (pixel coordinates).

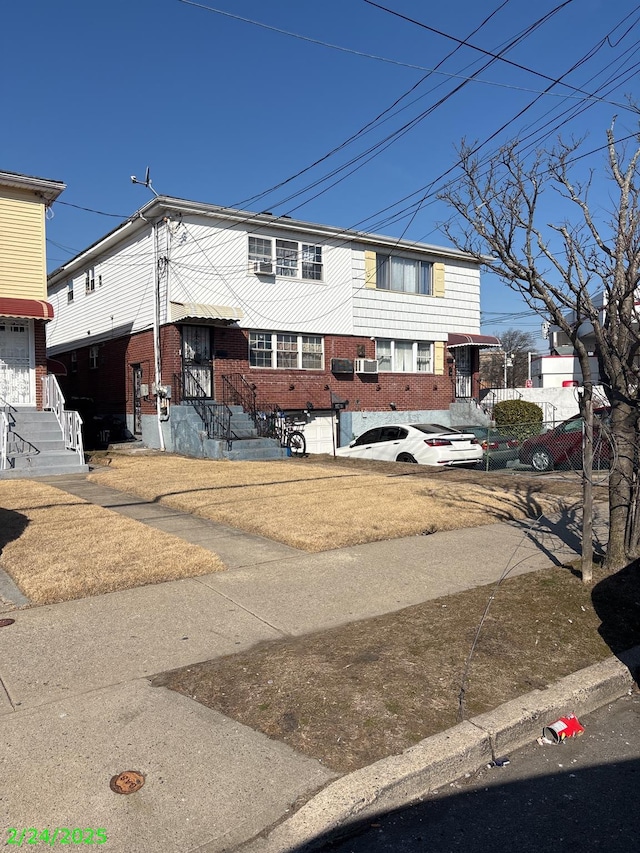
left=336, top=423, right=483, bottom=466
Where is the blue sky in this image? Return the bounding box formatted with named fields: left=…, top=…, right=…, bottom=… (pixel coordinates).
left=3, top=0, right=639, bottom=349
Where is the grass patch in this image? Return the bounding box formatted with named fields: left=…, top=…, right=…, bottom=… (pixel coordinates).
left=154, top=560, right=640, bottom=774
left=88, top=454, right=569, bottom=551
left=0, top=480, right=224, bottom=604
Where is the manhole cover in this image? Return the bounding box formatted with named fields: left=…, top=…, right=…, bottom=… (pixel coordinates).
left=0, top=619, right=15, bottom=628
left=109, top=770, right=145, bottom=794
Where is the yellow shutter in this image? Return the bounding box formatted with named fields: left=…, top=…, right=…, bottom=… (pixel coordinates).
left=364, top=250, right=377, bottom=288
left=433, top=262, right=445, bottom=297
left=434, top=341, right=445, bottom=375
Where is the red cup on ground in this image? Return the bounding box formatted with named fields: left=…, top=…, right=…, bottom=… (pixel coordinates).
left=543, top=713, right=585, bottom=743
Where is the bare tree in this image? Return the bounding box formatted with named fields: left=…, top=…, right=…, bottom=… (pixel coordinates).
left=439, top=126, right=640, bottom=576
left=480, top=328, right=537, bottom=388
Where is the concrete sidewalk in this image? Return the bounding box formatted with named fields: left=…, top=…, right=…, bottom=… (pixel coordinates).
left=0, top=473, right=614, bottom=852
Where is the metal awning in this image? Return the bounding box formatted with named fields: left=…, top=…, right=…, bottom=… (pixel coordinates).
left=448, top=332, right=501, bottom=348
left=0, top=297, right=55, bottom=321
left=169, top=301, right=243, bottom=323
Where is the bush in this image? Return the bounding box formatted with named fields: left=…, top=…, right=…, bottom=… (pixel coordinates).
left=493, top=399, right=543, bottom=440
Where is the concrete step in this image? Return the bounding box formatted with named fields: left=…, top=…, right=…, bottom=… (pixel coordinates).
left=7, top=437, right=67, bottom=454
left=0, top=462, right=89, bottom=479
left=9, top=450, right=86, bottom=470
left=223, top=445, right=288, bottom=461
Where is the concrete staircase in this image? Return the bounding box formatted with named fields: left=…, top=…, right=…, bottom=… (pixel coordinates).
left=170, top=403, right=288, bottom=461
left=1, top=407, right=89, bottom=479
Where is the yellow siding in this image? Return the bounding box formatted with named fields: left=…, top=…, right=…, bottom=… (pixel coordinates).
left=364, top=250, right=377, bottom=288
left=434, top=341, right=445, bottom=375
left=433, top=262, right=445, bottom=297
left=0, top=193, right=47, bottom=300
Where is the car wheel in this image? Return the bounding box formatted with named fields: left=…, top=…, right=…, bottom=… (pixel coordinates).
left=396, top=453, right=417, bottom=463
left=531, top=448, right=553, bottom=472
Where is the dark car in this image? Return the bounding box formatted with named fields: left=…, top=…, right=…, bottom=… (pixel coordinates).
left=518, top=409, right=611, bottom=472
left=454, top=425, right=520, bottom=469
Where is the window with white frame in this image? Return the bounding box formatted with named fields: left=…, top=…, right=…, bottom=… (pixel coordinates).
left=376, top=255, right=433, bottom=295
left=67, top=281, right=74, bottom=303
left=376, top=339, right=434, bottom=372
left=89, top=345, right=99, bottom=370
left=248, top=236, right=272, bottom=265
left=248, top=236, right=323, bottom=280
left=249, top=332, right=324, bottom=369
left=85, top=268, right=95, bottom=293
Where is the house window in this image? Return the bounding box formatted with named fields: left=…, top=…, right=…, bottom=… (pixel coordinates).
left=248, top=237, right=272, bottom=264
left=89, top=345, right=99, bottom=370
left=376, top=255, right=433, bottom=295
left=301, top=335, right=323, bottom=369
left=248, top=237, right=323, bottom=280
left=376, top=339, right=434, bottom=372
left=276, top=240, right=298, bottom=277
left=301, top=244, right=322, bottom=280
left=249, top=332, right=324, bottom=369
left=70, top=351, right=77, bottom=373
left=85, top=268, right=95, bottom=293
left=67, top=282, right=74, bottom=303
left=248, top=332, right=273, bottom=368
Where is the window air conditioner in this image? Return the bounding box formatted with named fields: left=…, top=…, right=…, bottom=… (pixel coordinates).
left=253, top=260, right=274, bottom=275
left=354, top=358, right=379, bottom=374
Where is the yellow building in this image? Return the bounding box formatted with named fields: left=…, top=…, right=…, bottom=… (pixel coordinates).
left=0, top=170, right=65, bottom=408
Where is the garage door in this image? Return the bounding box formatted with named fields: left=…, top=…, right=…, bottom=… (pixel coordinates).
left=303, top=412, right=337, bottom=454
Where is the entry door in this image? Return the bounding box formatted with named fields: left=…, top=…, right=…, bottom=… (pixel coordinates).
left=0, top=320, right=33, bottom=405
left=182, top=326, right=213, bottom=398
left=454, top=347, right=472, bottom=398
left=132, top=365, right=143, bottom=435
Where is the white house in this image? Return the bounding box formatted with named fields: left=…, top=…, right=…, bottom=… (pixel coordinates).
left=46, top=196, right=498, bottom=456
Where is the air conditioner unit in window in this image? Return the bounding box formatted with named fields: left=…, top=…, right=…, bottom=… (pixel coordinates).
left=354, top=358, right=379, bottom=374
left=252, top=260, right=274, bottom=275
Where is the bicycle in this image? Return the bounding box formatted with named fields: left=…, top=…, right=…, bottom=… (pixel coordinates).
left=263, top=410, right=307, bottom=456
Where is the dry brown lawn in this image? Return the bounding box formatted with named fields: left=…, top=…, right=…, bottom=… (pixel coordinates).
left=0, top=480, right=224, bottom=605
left=156, top=557, right=638, bottom=773
left=87, top=453, right=568, bottom=551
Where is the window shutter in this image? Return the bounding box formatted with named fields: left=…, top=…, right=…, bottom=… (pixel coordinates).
left=434, top=341, right=445, bottom=375
left=433, top=262, right=445, bottom=297
left=364, top=250, right=377, bottom=288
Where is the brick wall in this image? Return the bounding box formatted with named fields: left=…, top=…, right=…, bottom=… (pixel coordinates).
left=34, top=320, right=47, bottom=409
left=53, top=324, right=477, bottom=416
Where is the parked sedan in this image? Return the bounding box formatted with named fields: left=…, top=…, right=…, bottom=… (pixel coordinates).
left=336, top=423, right=483, bottom=466
left=518, top=409, right=611, bottom=472
left=454, top=425, right=520, bottom=469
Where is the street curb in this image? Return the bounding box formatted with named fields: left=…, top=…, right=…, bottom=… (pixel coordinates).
left=236, top=649, right=640, bottom=853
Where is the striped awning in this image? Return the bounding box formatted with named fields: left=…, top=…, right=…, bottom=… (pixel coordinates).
left=0, top=297, right=54, bottom=321
left=448, top=332, right=501, bottom=348
left=169, top=301, right=243, bottom=323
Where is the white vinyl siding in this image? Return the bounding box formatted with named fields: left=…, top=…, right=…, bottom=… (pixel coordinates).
left=250, top=332, right=323, bottom=369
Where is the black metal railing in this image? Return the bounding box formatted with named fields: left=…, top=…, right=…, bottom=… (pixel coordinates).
left=173, top=373, right=235, bottom=447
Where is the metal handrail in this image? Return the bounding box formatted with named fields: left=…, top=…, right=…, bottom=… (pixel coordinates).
left=42, top=375, right=85, bottom=463
left=221, top=373, right=258, bottom=424
left=173, top=373, right=235, bottom=447
left=0, top=410, right=8, bottom=470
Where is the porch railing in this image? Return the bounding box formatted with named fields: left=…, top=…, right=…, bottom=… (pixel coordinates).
left=221, top=373, right=257, bottom=421
left=42, top=375, right=85, bottom=464
left=173, top=373, right=234, bottom=447
left=0, top=409, right=8, bottom=470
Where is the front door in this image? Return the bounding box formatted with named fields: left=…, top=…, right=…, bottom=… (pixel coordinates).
left=0, top=319, right=34, bottom=405
left=132, top=365, right=143, bottom=435
left=182, top=325, right=213, bottom=399
left=454, top=347, right=472, bottom=398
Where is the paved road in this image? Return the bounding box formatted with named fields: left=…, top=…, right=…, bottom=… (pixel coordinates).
left=318, top=692, right=640, bottom=853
